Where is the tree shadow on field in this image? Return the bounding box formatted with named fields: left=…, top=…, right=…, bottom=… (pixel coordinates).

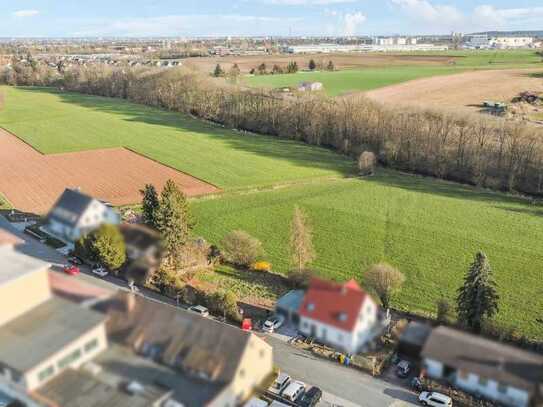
left=364, top=169, right=534, bottom=208
left=15, top=87, right=356, bottom=177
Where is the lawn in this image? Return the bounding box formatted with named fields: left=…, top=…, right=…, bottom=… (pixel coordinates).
left=246, top=66, right=461, bottom=96
left=246, top=50, right=542, bottom=96
left=0, top=86, right=354, bottom=189
left=192, top=170, right=543, bottom=339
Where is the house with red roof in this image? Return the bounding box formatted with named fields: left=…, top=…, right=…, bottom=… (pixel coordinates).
left=298, top=278, right=379, bottom=354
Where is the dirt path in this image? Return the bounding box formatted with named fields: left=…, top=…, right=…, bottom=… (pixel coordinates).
left=365, top=69, right=543, bottom=114
left=0, top=129, right=219, bottom=213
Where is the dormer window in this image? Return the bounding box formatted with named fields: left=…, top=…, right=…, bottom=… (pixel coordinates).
left=338, top=312, right=347, bottom=322
left=306, top=303, right=315, bottom=312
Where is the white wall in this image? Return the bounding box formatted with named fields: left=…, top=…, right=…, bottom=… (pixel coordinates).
left=424, top=358, right=444, bottom=378
left=299, top=297, right=377, bottom=354
left=24, top=322, right=107, bottom=391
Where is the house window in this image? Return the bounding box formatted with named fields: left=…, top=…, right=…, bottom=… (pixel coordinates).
left=306, top=303, right=315, bottom=312
left=338, top=312, right=347, bottom=322
left=259, top=349, right=266, bottom=358
left=337, top=333, right=343, bottom=342
left=38, top=365, right=55, bottom=382
left=84, top=338, right=99, bottom=353
left=239, top=369, right=245, bottom=378
left=478, top=376, right=488, bottom=387
left=58, top=348, right=82, bottom=370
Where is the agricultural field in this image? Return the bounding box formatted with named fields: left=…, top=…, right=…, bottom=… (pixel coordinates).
left=192, top=170, right=543, bottom=340
left=0, top=86, right=354, bottom=194
left=245, top=50, right=542, bottom=96
left=1, top=84, right=543, bottom=339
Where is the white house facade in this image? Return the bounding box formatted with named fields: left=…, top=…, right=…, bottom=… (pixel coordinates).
left=421, top=327, right=543, bottom=407
left=45, top=189, right=120, bottom=242
left=298, top=278, right=378, bottom=355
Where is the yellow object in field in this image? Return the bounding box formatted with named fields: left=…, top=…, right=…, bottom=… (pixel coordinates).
left=252, top=261, right=271, bottom=272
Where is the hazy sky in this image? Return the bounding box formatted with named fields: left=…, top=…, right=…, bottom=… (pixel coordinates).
left=0, top=0, right=542, bottom=37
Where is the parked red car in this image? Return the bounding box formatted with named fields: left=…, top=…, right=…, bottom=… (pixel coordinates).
left=63, top=265, right=80, bottom=276
left=241, top=318, right=252, bottom=331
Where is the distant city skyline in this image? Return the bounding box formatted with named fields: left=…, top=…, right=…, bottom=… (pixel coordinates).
left=0, top=0, right=542, bottom=38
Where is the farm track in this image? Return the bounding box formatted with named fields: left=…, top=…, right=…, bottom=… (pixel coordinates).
left=0, top=128, right=219, bottom=213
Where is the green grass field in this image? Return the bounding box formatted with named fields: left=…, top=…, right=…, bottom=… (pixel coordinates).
left=0, top=86, right=354, bottom=189
left=193, top=171, right=543, bottom=339
left=1, top=84, right=542, bottom=339
left=246, top=50, right=542, bottom=96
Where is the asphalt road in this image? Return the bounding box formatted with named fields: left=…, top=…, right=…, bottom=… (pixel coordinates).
left=0, top=216, right=419, bottom=407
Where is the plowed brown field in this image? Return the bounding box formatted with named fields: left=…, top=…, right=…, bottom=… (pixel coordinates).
left=365, top=69, right=543, bottom=113
left=0, top=129, right=219, bottom=213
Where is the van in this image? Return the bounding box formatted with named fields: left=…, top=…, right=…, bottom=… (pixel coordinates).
left=418, top=391, right=453, bottom=406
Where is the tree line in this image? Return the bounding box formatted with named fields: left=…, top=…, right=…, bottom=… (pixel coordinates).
left=3, top=63, right=543, bottom=196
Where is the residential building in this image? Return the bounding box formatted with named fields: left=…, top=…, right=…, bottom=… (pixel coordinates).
left=298, top=278, right=379, bottom=354
left=95, top=292, right=274, bottom=407
left=468, top=34, right=490, bottom=48
left=0, top=234, right=274, bottom=407
left=0, top=245, right=108, bottom=392
left=44, top=188, right=119, bottom=242
left=421, top=326, right=543, bottom=407
left=120, top=223, right=162, bottom=284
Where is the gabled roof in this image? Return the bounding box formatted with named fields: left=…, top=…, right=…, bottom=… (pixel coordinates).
left=46, top=188, right=95, bottom=227
left=299, top=278, right=369, bottom=332
left=119, top=223, right=160, bottom=251
left=422, top=326, right=543, bottom=393
left=95, top=293, right=253, bottom=385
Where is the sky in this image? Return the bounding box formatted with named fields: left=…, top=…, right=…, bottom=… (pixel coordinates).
left=0, top=0, right=542, bottom=38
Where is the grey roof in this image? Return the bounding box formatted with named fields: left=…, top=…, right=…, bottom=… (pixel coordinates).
left=0, top=296, right=106, bottom=373
left=94, top=293, right=253, bottom=406
left=400, top=321, right=432, bottom=347
left=46, top=188, right=94, bottom=227
left=276, top=290, right=304, bottom=313
left=36, top=369, right=154, bottom=407
left=421, top=326, right=543, bottom=392
left=0, top=246, right=50, bottom=287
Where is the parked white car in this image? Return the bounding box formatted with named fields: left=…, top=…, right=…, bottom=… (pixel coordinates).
left=268, top=372, right=291, bottom=395
left=419, top=392, right=452, bottom=406
left=263, top=314, right=285, bottom=333
left=282, top=380, right=305, bottom=402
left=91, top=265, right=109, bottom=278
left=188, top=305, right=210, bottom=318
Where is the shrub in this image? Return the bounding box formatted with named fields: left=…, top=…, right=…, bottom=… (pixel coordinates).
left=358, top=151, right=376, bottom=176
left=253, top=261, right=272, bottom=272
left=221, top=230, right=263, bottom=267
left=287, top=268, right=314, bottom=289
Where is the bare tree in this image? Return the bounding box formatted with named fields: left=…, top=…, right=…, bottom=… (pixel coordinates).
left=364, top=263, right=405, bottom=310
left=290, top=206, right=316, bottom=272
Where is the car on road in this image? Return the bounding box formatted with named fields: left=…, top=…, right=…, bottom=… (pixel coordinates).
left=297, top=386, right=322, bottom=407
left=63, top=265, right=80, bottom=276
left=262, top=314, right=285, bottom=333
left=188, top=305, right=210, bottom=318
left=282, top=380, right=305, bottom=402
left=419, top=391, right=453, bottom=406
left=396, top=360, right=411, bottom=378
left=268, top=372, right=291, bottom=396
left=68, top=256, right=83, bottom=265
left=91, top=265, right=109, bottom=278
